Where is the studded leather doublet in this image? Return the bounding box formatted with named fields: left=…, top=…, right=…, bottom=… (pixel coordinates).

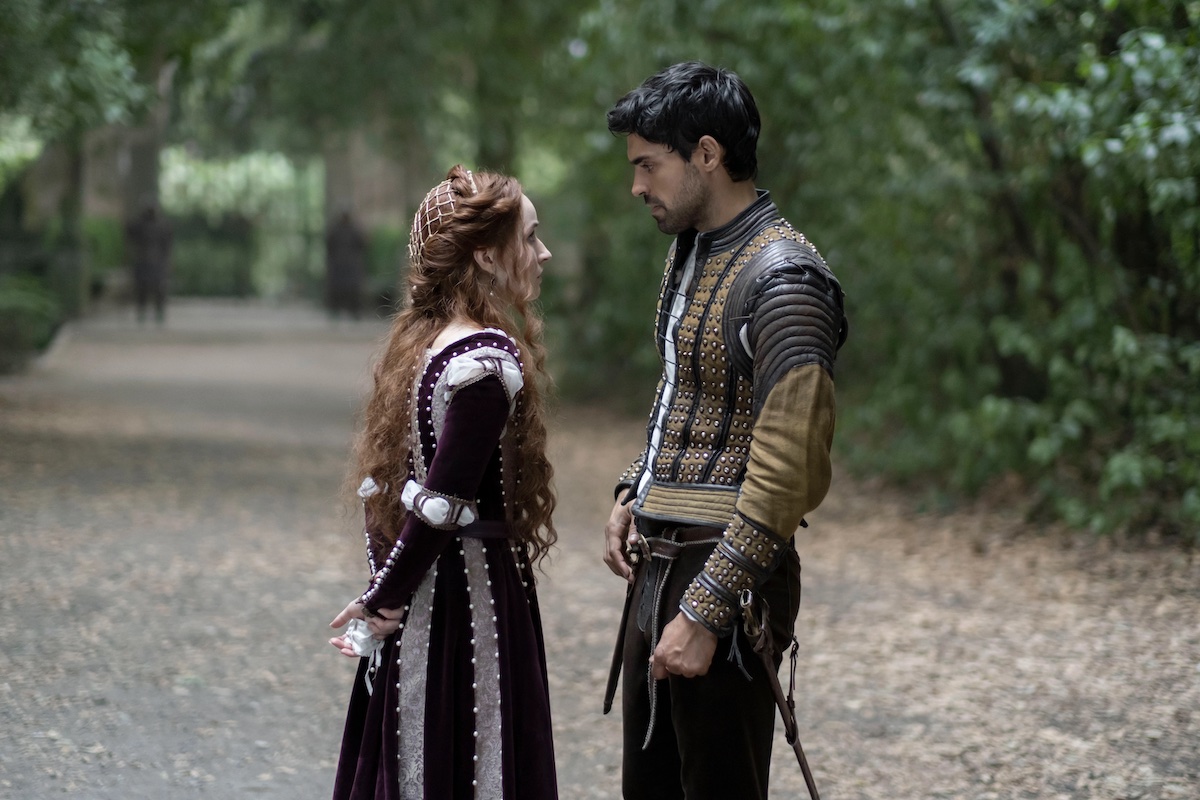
left=630, top=193, right=822, bottom=528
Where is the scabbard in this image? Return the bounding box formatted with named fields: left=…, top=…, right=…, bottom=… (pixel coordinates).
left=603, top=578, right=635, bottom=714
left=754, top=645, right=820, bottom=800
left=744, top=590, right=821, bottom=800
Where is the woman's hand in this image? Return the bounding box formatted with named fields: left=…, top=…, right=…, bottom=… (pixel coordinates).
left=367, top=607, right=403, bottom=639
left=328, top=599, right=365, bottom=658
left=328, top=600, right=403, bottom=658
left=329, top=599, right=365, bottom=630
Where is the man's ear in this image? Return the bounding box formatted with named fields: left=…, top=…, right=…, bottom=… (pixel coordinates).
left=693, top=135, right=725, bottom=174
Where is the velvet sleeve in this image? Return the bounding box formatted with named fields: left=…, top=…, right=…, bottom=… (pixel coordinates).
left=360, top=374, right=513, bottom=611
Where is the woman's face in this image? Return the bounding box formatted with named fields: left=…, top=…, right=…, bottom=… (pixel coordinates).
left=509, top=194, right=551, bottom=301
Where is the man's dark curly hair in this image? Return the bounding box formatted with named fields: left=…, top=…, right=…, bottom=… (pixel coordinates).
left=607, top=61, right=760, bottom=182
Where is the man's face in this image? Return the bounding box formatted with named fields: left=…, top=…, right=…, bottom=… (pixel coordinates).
left=625, top=134, right=709, bottom=235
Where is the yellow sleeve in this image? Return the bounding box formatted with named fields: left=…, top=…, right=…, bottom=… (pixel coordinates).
left=679, top=364, right=836, bottom=635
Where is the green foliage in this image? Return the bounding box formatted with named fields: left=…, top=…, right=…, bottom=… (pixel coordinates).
left=170, top=223, right=255, bottom=297
left=0, top=116, right=41, bottom=189
left=529, top=0, right=1198, bottom=538
left=0, top=0, right=146, bottom=138
left=366, top=226, right=406, bottom=311
left=175, top=0, right=573, bottom=169
left=0, top=0, right=243, bottom=139
left=537, top=139, right=668, bottom=401
left=160, top=146, right=323, bottom=297
left=0, top=274, right=61, bottom=373
left=820, top=0, right=1200, bottom=538
left=82, top=216, right=125, bottom=276
left=4, top=0, right=1196, bottom=538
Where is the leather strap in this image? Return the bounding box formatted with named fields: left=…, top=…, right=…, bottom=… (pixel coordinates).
left=603, top=577, right=636, bottom=715
left=741, top=590, right=821, bottom=800
left=640, top=524, right=723, bottom=558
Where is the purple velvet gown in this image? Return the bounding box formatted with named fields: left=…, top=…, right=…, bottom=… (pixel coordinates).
left=332, top=330, right=558, bottom=800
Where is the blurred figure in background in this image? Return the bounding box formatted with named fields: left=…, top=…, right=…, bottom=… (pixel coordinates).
left=124, top=200, right=172, bottom=325
left=325, top=207, right=367, bottom=320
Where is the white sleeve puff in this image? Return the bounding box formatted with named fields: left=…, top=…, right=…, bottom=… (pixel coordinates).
left=442, top=351, right=524, bottom=411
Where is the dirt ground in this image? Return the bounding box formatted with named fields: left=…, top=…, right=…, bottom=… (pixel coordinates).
left=0, top=300, right=1196, bottom=800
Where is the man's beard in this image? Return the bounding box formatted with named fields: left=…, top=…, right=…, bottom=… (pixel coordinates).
left=654, top=164, right=708, bottom=235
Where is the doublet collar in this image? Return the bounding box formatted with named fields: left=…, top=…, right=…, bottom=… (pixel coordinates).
left=678, top=189, right=777, bottom=257
left=672, top=189, right=772, bottom=273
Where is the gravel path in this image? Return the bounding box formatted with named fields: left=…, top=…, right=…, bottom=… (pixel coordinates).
left=0, top=300, right=1196, bottom=800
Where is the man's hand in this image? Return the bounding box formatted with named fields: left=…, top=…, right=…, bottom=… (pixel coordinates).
left=650, top=613, right=718, bottom=679
left=603, top=496, right=638, bottom=583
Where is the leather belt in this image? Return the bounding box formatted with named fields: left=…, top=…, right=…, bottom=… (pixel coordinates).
left=637, top=525, right=723, bottom=561
left=668, top=524, right=724, bottom=542
left=604, top=524, right=723, bottom=720
left=632, top=524, right=724, bottom=749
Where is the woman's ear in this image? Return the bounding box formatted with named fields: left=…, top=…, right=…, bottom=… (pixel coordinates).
left=473, top=247, right=497, bottom=275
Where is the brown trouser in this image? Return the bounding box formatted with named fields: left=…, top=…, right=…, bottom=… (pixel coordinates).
left=621, top=524, right=802, bottom=800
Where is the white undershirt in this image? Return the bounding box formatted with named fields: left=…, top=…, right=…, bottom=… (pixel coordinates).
left=637, top=245, right=698, bottom=501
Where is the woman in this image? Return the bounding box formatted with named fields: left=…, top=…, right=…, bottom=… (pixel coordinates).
left=329, top=165, right=558, bottom=799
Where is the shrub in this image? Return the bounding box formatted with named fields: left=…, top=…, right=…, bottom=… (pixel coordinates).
left=0, top=274, right=62, bottom=373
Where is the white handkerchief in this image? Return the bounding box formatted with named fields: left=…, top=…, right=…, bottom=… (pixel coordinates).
left=344, top=618, right=383, bottom=658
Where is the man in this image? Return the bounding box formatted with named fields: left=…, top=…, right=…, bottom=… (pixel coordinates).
left=124, top=201, right=173, bottom=325
left=325, top=207, right=367, bottom=320
left=602, top=61, right=847, bottom=800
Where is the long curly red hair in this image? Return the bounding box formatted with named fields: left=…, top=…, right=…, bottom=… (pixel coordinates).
left=353, top=165, right=556, bottom=563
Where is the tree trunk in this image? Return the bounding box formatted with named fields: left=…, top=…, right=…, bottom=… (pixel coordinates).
left=121, top=60, right=176, bottom=218
left=53, top=130, right=87, bottom=318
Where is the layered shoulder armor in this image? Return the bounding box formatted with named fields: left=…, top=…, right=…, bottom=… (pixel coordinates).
left=722, top=238, right=848, bottom=413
